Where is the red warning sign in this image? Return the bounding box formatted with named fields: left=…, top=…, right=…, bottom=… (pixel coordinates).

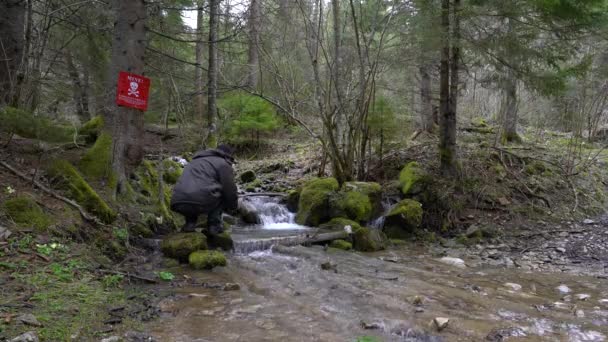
left=115, top=71, right=151, bottom=111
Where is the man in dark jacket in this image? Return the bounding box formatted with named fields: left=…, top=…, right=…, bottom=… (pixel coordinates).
left=170, top=144, right=238, bottom=234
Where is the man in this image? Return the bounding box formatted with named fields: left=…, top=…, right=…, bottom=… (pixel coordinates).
left=170, top=144, right=238, bottom=234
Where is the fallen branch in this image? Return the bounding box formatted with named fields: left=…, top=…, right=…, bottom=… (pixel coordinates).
left=96, top=269, right=158, bottom=284
left=0, top=160, right=102, bottom=225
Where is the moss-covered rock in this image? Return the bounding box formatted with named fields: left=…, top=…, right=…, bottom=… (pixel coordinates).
left=329, top=191, right=372, bottom=222
left=102, top=240, right=128, bottom=261
left=0, top=106, right=75, bottom=143
left=352, top=227, right=386, bottom=252
left=295, top=178, right=339, bottom=226
left=399, top=162, right=431, bottom=196
left=240, top=170, right=256, bottom=183
left=319, top=217, right=362, bottom=231
left=162, top=159, right=183, bottom=184
left=189, top=250, right=227, bottom=270
left=129, top=222, right=154, bottom=238
left=47, top=160, right=117, bottom=223
left=285, top=189, right=300, bottom=212
left=207, top=232, right=234, bottom=251
left=524, top=161, right=547, bottom=175
left=342, top=182, right=383, bottom=217
left=161, top=233, right=208, bottom=262
left=383, top=199, right=423, bottom=239
left=79, top=115, right=104, bottom=144
left=131, top=160, right=175, bottom=231
left=329, top=239, right=352, bottom=250
left=2, top=195, right=52, bottom=231
left=79, top=133, right=115, bottom=188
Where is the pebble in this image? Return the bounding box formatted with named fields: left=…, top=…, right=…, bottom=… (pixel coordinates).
left=100, top=337, right=120, bottom=342
left=16, top=314, right=42, bottom=327
left=223, top=283, right=240, bottom=291
left=599, top=299, right=608, bottom=305
left=575, top=309, right=585, bottom=318
left=556, top=247, right=566, bottom=253
left=504, top=283, right=522, bottom=291
left=9, top=332, right=39, bottom=342
left=438, top=257, right=466, bottom=268
left=575, top=294, right=591, bottom=301
left=0, top=226, right=12, bottom=241
left=583, top=219, right=595, bottom=225
left=556, top=284, right=571, bottom=294
left=433, top=317, right=450, bottom=331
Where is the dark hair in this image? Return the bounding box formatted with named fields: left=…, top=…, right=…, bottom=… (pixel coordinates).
left=217, top=144, right=234, bottom=156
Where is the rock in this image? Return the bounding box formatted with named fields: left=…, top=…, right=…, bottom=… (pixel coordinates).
left=161, top=159, right=183, bottom=184
left=285, top=189, right=300, bottom=212
left=412, top=296, right=424, bottom=306
left=10, top=332, right=39, bottom=342
left=124, top=331, right=156, bottom=341
left=223, top=283, right=240, bottom=291
left=497, top=197, right=511, bottom=206
left=352, top=227, right=386, bottom=252
left=399, top=161, right=431, bottom=196
left=341, top=181, right=383, bottom=217
left=237, top=199, right=261, bottom=224
left=433, top=317, right=450, bottom=332
left=320, top=261, right=337, bottom=272
left=161, top=233, right=208, bottom=262
left=575, top=294, right=591, bottom=301
left=319, top=217, right=361, bottom=231
left=329, top=239, right=352, bottom=251
left=504, top=283, right=522, bottom=291
left=0, top=226, right=11, bottom=240
left=240, top=170, right=256, bottom=183
left=16, top=314, right=42, bottom=327
left=207, top=232, right=234, bottom=251
left=360, top=320, right=383, bottom=330
left=575, top=309, right=585, bottom=318
left=383, top=199, right=423, bottom=239
left=328, top=190, right=373, bottom=222
left=100, top=337, right=120, bottom=342
left=599, top=299, right=608, bottom=306
left=556, top=247, right=566, bottom=253
left=188, top=250, right=227, bottom=270
left=583, top=219, right=595, bottom=225
left=295, top=178, right=339, bottom=226
left=439, top=257, right=466, bottom=268
left=556, top=284, right=571, bottom=294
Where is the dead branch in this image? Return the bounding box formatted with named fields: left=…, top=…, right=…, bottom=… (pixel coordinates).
left=96, top=269, right=158, bottom=284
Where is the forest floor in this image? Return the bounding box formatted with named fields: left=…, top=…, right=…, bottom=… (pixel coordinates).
left=1, top=123, right=608, bottom=341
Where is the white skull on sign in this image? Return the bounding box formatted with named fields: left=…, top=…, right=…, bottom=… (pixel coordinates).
left=128, top=82, right=140, bottom=97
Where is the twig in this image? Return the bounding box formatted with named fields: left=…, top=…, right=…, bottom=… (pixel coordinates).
left=566, top=177, right=579, bottom=213
left=96, top=269, right=158, bottom=284
left=0, top=160, right=102, bottom=225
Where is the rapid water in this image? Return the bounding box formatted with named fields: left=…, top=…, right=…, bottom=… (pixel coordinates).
left=243, top=196, right=307, bottom=230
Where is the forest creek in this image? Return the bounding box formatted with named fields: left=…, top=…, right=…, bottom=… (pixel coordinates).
left=2, top=0, right=608, bottom=341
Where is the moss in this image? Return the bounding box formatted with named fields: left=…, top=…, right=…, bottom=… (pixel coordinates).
left=328, top=191, right=372, bottom=222
left=102, top=240, right=128, bottom=261
left=501, top=131, right=523, bottom=144
left=383, top=199, right=423, bottom=239
left=319, top=217, right=362, bottom=231
left=161, top=159, right=183, bottom=184
left=285, top=189, right=300, bottom=212
left=47, top=160, right=117, bottom=223
left=132, top=160, right=175, bottom=231
left=79, top=115, right=104, bottom=144
left=295, top=178, right=339, bottom=226
left=129, top=222, right=154, bottom=238
left=0, top=106, right=75, bottom=143
left=189, top=250, right=227, bottom=270
left=207, top=232, right=234, bottom=251
left=398, top=162, right=431, bottom=196
left=79, top=133, right=115, bottom=188
left=524, top=161, right=547, bottom=175
left=240, top=170, right=256, bottom=183
left=341, top=181, right=383, bottom=218
left=2, top=196, right=52, bottom=231
left=472, top=117, right=488, bottom=127
left=161, top=233, right=208, bottom=262
left=245, top=178, right=263, bottom=192
left=329, top=239, right=352, bottom=251
left=352, top=227, right=385, bottom=252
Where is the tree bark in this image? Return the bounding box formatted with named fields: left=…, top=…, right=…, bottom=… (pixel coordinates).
left=65, top=51, right=90, bottom=122
left=419, top=63, right=434, bottom=132
left=105, top=0, right=147, bottom=195
left=246, top=0, right=260, bottom=89
left=207, top=0, right=220, bottom=147
left=0, top=0, right=26, bottom=106
left=195, top=1, right=205, bottom=123
left=500, top=68, right=520, bottom=143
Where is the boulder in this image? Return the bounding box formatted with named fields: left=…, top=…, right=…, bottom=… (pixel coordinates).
left=352, top=227, right=386, bottom=252
left=161, top=159, right=183, bottom=184
left=383, top=199, right=423, bottom=239
left=285, top=189, right=300, bottom=212
left=295, top=178, right=339, bottom=226
left=238, top=199, right=261, bottom=224
left=398, top=162, right=431, bottom=196
left=342, top=182, right=383, bottom=217
left=329, top=239, right=352, bottom=251
left=319, top=217, right=361, bottom=232
left=207, top=232, right=234, bottom=251
left=79, top=115, right=103, bottom=144
left=240, top=170, right=256, bottom=183
left=328, top=191, right=372, bottom=223
left=9, top=331, right=39, bottom=342
left=161, top=233, right=207, bottom=262
left=189, top=250, right=227, bottom=270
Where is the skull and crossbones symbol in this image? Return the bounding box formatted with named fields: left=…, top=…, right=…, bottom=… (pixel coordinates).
left=128, top=82, right=140, bottom=97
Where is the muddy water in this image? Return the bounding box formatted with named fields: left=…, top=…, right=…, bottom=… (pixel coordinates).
left=147, top=244, right=608, bottom=341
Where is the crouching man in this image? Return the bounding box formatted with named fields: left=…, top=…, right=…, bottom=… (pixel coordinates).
left=170, top=144, right=238, bottom=234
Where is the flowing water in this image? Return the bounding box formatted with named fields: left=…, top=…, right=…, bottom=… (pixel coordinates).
left=146, top=197, right=608, bottom=342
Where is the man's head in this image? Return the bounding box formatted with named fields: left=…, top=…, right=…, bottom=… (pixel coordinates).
left=216, top=144, right=234, bottom=157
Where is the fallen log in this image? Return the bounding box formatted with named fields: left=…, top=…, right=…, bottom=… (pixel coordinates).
left=240, top=192, right=287, bottom=198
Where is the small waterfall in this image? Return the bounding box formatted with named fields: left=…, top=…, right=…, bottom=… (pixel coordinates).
left=242, top=196, right=306, bottom=230
left=369, top=197, right=398, bottom=229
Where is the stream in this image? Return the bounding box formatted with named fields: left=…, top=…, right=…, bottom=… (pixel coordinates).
left=145, top=197, right=608, bottom=342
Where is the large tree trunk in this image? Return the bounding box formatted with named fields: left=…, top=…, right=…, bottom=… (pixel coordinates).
left=65, top=51, right=90, bottom=122
left=500, top=68, right=520, bottom=143
left=207, top=0, right=220, bottom=148
left=246, top=0, right=260, bottom=89
left=105, top=0, right=147, bottom=195
left=438, top=0, right=458, bottom=176
left=0, top=0, right=26, bottom=106
left=419, top=63, right=434, bottom=132
left=195, top=1, right=205, bottom=123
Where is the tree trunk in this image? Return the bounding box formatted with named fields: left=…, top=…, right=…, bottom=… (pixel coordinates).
left=104, top=0, right=147, bottom=195
left=207, top=0, right=220, bottom=148
left=0, top=0, right=26, bottom=106
left=246, top=0, right=260, bottom=89
left=500, top=68, right=520, bottom=143
left=65, top=51, right=90, bottom=122
left=195, top=1, right=205, bottom=123
left=438, top=0, right=457, bottom=176
left=419, top=63, right=434, bottom=132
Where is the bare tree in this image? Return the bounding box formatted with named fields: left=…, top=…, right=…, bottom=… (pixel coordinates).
left=247, top=0, right=261, bottom=89
left=195, top=0, right=205, bottom=123
left=0, top=0, right=26, bottom=106
left=65, top=51, right=90, bottom=122
left=207, top=0, right=220, bottom=147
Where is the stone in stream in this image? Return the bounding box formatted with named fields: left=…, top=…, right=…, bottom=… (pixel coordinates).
left=438, top=257, right=466, bottom=268
left=329, top=239, right=352, bottom=251
left=240, top=170, right=256, bottom=183
left=161, top=233, right=207, bottom=262
left=9, top=332, right=39, bottom=342
left=207, top=232, right=234, bottom=251
left=575, top=294, right=591, bottom=301
left=575, top=309, right=585, bottom=318
left=237, top=199, right=261, bottom=224
left=383, top=199, right=423, bottom=239
left=433, top=317, right=450, bottom=332
left=188, top=250, right=226, bottom=270
left=556, top=284, right=571, bottom=294
left=504, top=283, right=522, bottom=291
left=295, top=178, right=339, bottom=226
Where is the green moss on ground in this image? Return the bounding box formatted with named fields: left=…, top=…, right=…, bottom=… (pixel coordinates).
left=295, top=178, right=339, bottom=226
left=319, top=217, right=362, bottom=231
left=240, top=170, right=256, bottom=183
left=162, top=159, right=183, bottom=184
left=0, top=106, right=75, bottom=143
left=189, top=250, right=227, bottom=270
left=207, top=232, right=234, bottom=251
left=399, top=162, right=431, bottom=196
left=79, top=133, right=115, bottom=188
left=501, top=131, right=523, bottom=144
left=524, top=161, right=547, bottom=175
left=47, top=160, right=116, bottom=223
left=161, top=233, right=207, bottom=262
left=383, top=199, right=423, bottom=239
left=129, top=222, right=154, bottom=238
left=79, top=115, right=103, bottom=144
left=329, top=239, right=352, bottom=250
left=132, top=160, right=175, bottom=231
left=352, top=227, right=386, bottom=252
left=2, top=196, right=52, bottom=231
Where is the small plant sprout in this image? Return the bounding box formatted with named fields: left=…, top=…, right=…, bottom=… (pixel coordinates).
left=158, top=271, right=175, bottom=281
left=5, top=186, right=15, bottom=194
